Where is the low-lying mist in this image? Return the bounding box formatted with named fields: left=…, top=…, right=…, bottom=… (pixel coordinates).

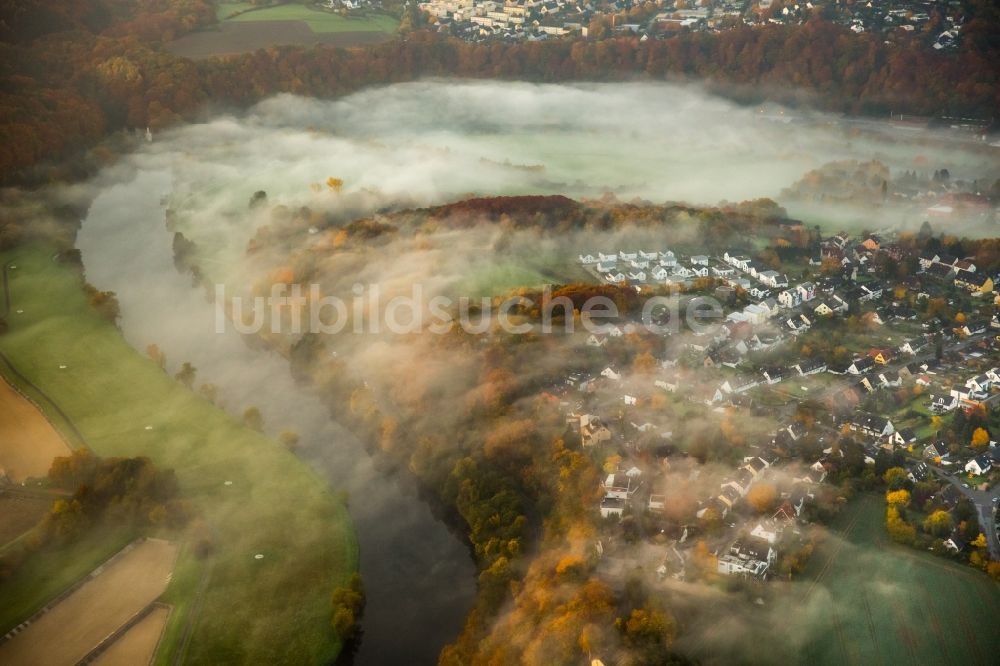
left=71, top=80, right=999, bottom=665
left=107, top=80, right=999, bottom=272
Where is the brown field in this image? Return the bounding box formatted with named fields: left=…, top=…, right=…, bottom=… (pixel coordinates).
left=0, top=378, right=70, bottom=483
left=166, top=21, right=394, bottom=59
left=92, top=605, right=170, bottom=666
left=0, top=539, right=178, bottom=666
left=0, top=492, right=51, bottom=546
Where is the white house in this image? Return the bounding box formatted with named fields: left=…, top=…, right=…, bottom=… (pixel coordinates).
left=651, top=265, right=670, bottom=281
left=600, top=497, right=625, bottom=519
left=965, top=454, right=992, bottom=476
left=658, top=251, right=677, bottom=267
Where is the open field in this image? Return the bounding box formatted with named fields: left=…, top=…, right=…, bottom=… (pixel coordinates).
left=216, top=1, right=256, bottom=20
left=0, top=376, right=71, bottom=482
left=167, top=21, right=394, bottom=59
left=93, top=605, right=171, bottom=666
left=169, top=3, right=397, bottom=59
left=799, top=494, right=1000, bottom=666
left=228, top=3, right=398, bottom=32
left=0, top=492, right=51, bottom=546
left=0, top=539, right=177, bottom=666
left=0, top=246, right=357, bottom=664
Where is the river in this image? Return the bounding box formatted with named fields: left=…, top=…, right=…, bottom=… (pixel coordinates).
left=76, top=169, right=476, bottom=665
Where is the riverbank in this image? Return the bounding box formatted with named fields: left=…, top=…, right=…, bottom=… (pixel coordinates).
left=0, top=244, right=358, bottom=664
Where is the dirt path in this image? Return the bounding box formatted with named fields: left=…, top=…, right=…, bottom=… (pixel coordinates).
left=0, top=539, right=178, bottom=666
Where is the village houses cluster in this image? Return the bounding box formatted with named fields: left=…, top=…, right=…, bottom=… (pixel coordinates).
left=417, top=0, right=970, bottom=49
left=559, top=225, right=1000, bottom=582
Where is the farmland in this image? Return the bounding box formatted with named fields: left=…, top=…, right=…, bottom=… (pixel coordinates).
left=0, top=376, right=71, bottom=482
left=169, top=2, right=398, bottom=59
left=0, top=246, right=358, bottom=664
left=0, top=539, right=178, bottom=666
left=93, top=605, right=171, bottom=666
left=0, top=491, right=52, bottom=546
left=799, top=495, right=1000, bottom=666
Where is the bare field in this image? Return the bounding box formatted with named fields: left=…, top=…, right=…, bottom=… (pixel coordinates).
left=0, top=539, right=178, bottom=666
left=0, top=493, right=50, bottom=546
left=92, top=605, right=170, bottom=666
left=167, top=21, right=394, bottom=59
left=0, top=378, right=70, bottom=482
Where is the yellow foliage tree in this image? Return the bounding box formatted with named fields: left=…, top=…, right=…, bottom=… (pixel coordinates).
left=885, top=489, right=911, bottom=506
left=971, top=427, right=990, bottom=450
left=747, top=483, right=778, bottom=514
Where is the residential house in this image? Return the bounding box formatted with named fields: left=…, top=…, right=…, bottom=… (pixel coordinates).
left=720, top=375, right=759, bottom=395
left=944, top=529, right=968, bottom=553
left=847, top=357, right=875, bottom=375
left=928, top=393, right=959, bottom=414
left=848, top=413, right=895, bottom=438
left=965, top=454, right=992, bottom=476
left=924, top=440, right=951, bottom=462
left=954, top=272, right=993, bottom=296
left=603, top=473, right=636, bottom=500
left=580, top=414, right=612, bottom=447
left=717, top=539, right=775, bottom=580
left=795, top=359, right=827, bottom=376
left=600, top=497, right=626, bottom=519
left=955, top=319, right=988, bottom=337
left=868, top=348, right=893, bottom=365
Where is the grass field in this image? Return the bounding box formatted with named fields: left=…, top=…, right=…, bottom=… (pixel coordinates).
left=0, top=246, right=358, bottom=664
left=215, top=1, right=256, bottom=20
left=0, top=376, right=71, bottom=482
left=799, top=494, right=1000, bottom=665
left=0, top=539, right=178, bottom=666
left=227, top=3, right=398, bottom=33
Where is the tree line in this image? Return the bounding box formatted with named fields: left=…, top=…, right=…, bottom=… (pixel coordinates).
left=2, top=1, right=1000, bottom=183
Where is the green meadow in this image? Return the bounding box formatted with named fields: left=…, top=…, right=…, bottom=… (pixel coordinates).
left=0, top=245, right=357, bottom=664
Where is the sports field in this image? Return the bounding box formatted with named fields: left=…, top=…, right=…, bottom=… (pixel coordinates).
left=0, top=539, right=177, bottom=666
left=799, top=494, right=1000, bottom=665
left=0, top=246, right=357, bottom=664
left=0, top=376, right=70, bottom=482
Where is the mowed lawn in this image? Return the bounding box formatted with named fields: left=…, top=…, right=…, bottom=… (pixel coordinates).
left=227, top=3, right=398, bottom=33
left=0, top=246, right=358, bottom=664
left=799, top=494, right=1000, bottom=666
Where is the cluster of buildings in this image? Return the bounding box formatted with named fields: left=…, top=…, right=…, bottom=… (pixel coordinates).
left=560, top=223, right=1000, bottom=578
left=417, top=0, right=590, bottom=41
left=416, top=0, right=971, bottom=49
